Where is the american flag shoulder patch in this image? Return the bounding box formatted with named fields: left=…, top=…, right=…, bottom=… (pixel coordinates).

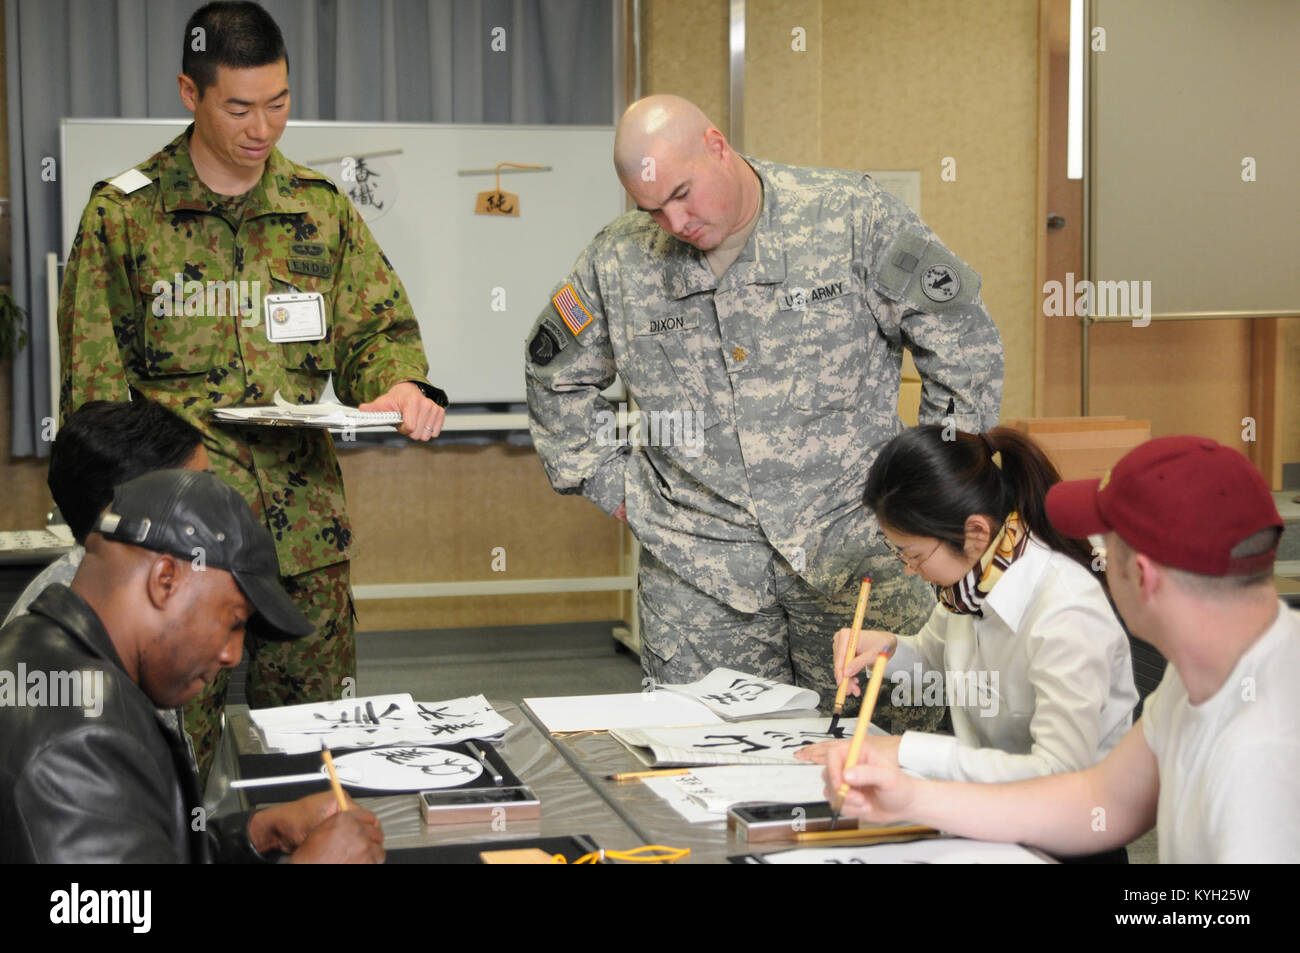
left=552, top=283, right=594, bottom=336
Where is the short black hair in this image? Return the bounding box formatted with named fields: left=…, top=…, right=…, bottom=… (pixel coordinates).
left=49, top=400, right=205, bottom=543
left=182, top=2, right=289, bottom=97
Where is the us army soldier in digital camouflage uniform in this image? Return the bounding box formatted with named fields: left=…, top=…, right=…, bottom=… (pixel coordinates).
left=526, top=95, right=1004, bottom=732
left=58, top=2, right=447, bottom=781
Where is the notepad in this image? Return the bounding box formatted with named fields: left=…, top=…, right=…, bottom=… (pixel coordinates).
left=212, top=390, right=402, bottom=432
left=656, top=668, right=822, bottom=721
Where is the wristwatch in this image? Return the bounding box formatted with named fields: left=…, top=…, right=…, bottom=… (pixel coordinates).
left=408, top=380, right=449, bottom=409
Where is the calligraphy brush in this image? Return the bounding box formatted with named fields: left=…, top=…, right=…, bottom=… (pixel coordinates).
left=828, top=575, right=872, bottom=738
left=829, top=651, right=889, bottom=828
left=320, top=737, right=350, bottom=812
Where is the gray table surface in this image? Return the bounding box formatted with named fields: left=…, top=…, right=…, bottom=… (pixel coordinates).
left=208, top=701, right=643, bottom=857
left=522, top=706, right=818, bottom=864
left=518, top=704, right=1058, bottom=865
left=208, top=700, right=1052, bottom=864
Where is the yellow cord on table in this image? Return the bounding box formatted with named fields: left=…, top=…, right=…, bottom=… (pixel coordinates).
left=551, top=845, right=691, bottom=864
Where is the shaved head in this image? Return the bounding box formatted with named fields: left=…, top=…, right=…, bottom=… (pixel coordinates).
left=613, top=94, right=759, bottom=251
left=614, top=94, right=714, bottom=178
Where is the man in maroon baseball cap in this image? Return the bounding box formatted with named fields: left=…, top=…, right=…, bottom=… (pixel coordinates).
left=818, top=436, right=1299, bottom=863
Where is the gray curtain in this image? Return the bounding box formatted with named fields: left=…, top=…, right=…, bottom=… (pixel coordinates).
left=6, top=0, right=614, bottom=456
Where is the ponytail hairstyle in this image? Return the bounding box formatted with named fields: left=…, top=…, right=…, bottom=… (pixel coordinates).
left=864, top=425, right=1096, bottom=575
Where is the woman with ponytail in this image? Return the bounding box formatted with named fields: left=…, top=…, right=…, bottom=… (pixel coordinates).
left=799, top=424, right=1138, bottom=790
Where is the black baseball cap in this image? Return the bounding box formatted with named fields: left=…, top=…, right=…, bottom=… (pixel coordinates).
left=94, top=469, right=313, bottom=640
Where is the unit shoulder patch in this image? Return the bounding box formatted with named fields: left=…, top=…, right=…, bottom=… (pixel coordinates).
left=875, top=229, right=978, bottom=312
left=528, top=316, right=572, bottom=366
left=920, top=263, right=960, bottom=302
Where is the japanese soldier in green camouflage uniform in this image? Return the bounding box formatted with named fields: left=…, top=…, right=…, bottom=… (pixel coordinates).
left=58, top=2, right=447, bottom=782
left=525, top=95, right=1004, bottom=733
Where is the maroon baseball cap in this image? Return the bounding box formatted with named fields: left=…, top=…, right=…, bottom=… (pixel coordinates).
left=1046, top=435, right=1283, bottom=576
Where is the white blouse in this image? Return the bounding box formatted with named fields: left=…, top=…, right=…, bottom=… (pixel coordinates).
left=889, top=536, right=1138, bottom=782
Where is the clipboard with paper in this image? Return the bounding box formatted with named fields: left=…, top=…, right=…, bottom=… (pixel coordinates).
left=211, top=390, right=403, bottom=433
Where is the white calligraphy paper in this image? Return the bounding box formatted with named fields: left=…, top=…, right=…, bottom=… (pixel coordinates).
left=523, top=692, right=721, bottom=733
left=323, top=746, right=484, bottom=791
left=639, top=774, right=722, bottom=824
left=757, top=840, right=1049, bottom=864
left=611, top=717, right=873, bottom=767
left=656, top=669, right=820, bottom=721
left=250, top=694, right=510, bottom=753
left=642, top=764, right=830, bottom=823
left=309, top=155, right=399, bottom=222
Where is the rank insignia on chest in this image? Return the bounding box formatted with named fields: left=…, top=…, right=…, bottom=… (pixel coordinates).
left=552, top=283, right=594, bottom=336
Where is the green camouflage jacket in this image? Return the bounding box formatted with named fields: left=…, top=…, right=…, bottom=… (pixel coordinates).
left=526, top=157, right=1004, bottom=612
left=58, top=126, right=432, bottom=577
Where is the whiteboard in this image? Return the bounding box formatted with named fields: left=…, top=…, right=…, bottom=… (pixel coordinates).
left=1091, top=0, right=1299, bottom=315
left=61, top=119, right=626, bottom=404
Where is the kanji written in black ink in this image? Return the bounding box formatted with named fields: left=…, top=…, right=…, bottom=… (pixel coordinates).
left=694, top=734, right=771, bottom=754
left=347, top=158, right=385, bottom=211
left=701, top=692, right=743, bottom=706
left=423, top=720, right=482, bottom=737
left=485, top=192, right=514, bottom=214
left=376, top=747, right=434, bottom=765
left=312, top=702, right=400, bottom=728
left=760, top=729, right=831, bottom=750
left=417, top=704, right=456, bottom=721
left=422, top=758, right=479, bottom=777
left=701, top=677, right=776, bottom=707
left=727, top=677, right=775, bottom=700
left=374, top=747, right=477, bottom=777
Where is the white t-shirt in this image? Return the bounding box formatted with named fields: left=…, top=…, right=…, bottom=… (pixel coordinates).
left=892, top=537, right=1138, bottom=782
left=1142, top=600, right=1300, bottom=863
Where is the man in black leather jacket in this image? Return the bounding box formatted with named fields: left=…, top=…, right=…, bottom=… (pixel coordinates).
left=0, top=469, right=385, bottom=863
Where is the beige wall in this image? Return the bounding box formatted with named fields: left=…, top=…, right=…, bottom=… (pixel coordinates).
left=821, top=0, right=1039, bottom=420
left=339, top=443, right=622, bottom=630
left=643, top=0, right=731, bottom=136
left=648, top=0, right=1040, bottom=419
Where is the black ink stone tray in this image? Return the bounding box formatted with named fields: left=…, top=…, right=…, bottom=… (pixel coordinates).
left=235, top=740, right=522, bottom=808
